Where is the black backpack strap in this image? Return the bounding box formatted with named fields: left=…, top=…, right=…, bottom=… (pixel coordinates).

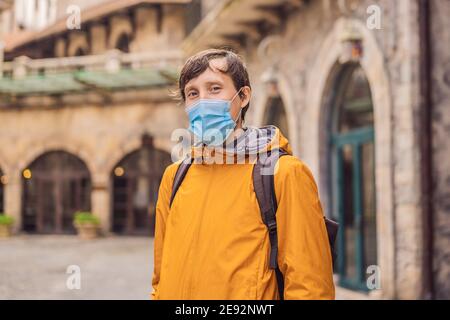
left=324, top=217, right=339, bottom=267
left=170, top=150, right=291, bottom=300
left=169, top=156, right=193, bottom=208
left=252, top=148, right=288, bottom=300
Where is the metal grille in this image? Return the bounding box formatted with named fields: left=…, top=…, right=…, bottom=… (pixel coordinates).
left=22, top=151, right=91, bottom=234
left=112, top=147, right=172, bottom=236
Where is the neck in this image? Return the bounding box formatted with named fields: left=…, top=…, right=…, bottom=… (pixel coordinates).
left=224, top=119, right=246, bottom=145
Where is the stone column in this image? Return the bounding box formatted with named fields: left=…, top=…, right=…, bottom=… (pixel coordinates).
left=4, top=170, right=22, bottom=234
left=90, top=23, right=107, bottom=55
left=54, top=38, right=66, bottom=57
left=91, top=173, right=111, bottom=235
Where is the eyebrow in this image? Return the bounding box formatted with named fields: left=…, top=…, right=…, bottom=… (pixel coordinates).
left=205, top=80, right=224, bottom=86
left=185, top=80, right=224, bottom=93
left=184, top=84, right=195, bottom=93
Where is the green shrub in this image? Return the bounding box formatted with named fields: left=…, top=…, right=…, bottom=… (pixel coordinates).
left=0, top=213, right=14, bottom=226
left=73, top=211, right=100, bottom=225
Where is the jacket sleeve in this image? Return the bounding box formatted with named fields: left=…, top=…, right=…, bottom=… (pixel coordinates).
left=150, top=163, right=177, bottom=300
left=274, top=156, right=335, bottom=300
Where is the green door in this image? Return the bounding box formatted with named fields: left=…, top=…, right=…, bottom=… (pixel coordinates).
left=330, top=64, right=377, bottom=291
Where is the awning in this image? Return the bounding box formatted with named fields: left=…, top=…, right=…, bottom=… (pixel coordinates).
left=0, top=67, right=178, bottom=97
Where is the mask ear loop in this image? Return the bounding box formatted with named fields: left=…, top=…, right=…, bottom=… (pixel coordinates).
left=234, top=108, right=243, bottom=126
left=222, top=88, right=245, bottom=149
left=230, top=87, right=243, bottom=103
left=231, top=87, right=246, bottom=127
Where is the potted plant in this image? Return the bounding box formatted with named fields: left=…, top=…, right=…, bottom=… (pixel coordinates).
left=0, top=213, right=14, bottom=238
left=73, top=211, right=100, bottom=240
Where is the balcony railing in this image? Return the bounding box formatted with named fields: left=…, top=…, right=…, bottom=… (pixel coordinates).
left=0, top=49, right=183, bottom=97
left=1, top=49, right=183, bottom=78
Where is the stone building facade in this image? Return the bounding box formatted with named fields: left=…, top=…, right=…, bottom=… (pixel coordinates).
left=428, top=0, right=450, bottom=300
left=183, top=0, right=450, bottom=300
left=0, top=1, right=192, bottom=236
left=0, top=0, right=448, bottom=300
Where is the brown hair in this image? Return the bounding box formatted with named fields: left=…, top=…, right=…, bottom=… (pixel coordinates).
left=178, top=48, right=251, bottom=120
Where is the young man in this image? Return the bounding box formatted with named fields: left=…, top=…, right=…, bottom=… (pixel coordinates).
left=151, top=49, right=335, bottom=300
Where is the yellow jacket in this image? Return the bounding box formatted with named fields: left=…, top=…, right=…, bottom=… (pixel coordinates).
left=151, top=126, right=335, bottom=299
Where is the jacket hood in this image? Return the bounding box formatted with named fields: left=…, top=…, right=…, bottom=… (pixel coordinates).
left=188, top=125, right=292, bottom=162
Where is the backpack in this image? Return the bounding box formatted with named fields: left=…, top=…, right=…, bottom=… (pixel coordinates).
left=168, top=148, right=339, bottom=300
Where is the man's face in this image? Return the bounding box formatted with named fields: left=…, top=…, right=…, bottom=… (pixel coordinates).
left=183, top=58, right=251, bottom=128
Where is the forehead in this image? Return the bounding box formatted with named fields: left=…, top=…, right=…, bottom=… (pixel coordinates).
left=185, top=58, right=233, bottom=88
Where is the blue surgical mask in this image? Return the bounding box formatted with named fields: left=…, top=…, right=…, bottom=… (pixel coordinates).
left=185, top=88, right=243, bottom=147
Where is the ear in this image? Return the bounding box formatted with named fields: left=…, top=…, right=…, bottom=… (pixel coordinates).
left=239, top=86, right=252, bottom=109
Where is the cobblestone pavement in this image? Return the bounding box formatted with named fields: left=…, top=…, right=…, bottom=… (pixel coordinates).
left=0, top=235, right=153, bottom=300
left=0, top=235, right=368, bottom=300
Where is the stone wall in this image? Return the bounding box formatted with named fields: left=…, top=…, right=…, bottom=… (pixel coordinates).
left=1, top=0, right=448, bottom=300
left=63, top=4, right=187, bottom=55
left=0, top=89, right=187, bottom=234
left=241, top=0, right=448, bottom=299
left=430, top=0, right=450, bottom=300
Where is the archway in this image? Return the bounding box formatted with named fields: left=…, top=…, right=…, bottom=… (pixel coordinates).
left=253, top=71, right=298, bottom=154
left=74, top=47, right=86, bottom=56
left=115, top=32, right=130, bottom=53
left=305, top=17, right=395, bottom=298
left=111, top=144, right=172, bottom=236
left=115, top=32, right=131, bottom=68
left=21, top=151, right=91, bottom=234
left=262, top=96, right=290, bottom=140
left=328, top=63, right=377, bottom=291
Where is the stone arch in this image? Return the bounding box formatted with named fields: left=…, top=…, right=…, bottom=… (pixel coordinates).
left=115, top=32, right=131, bottom=53
left=253, top=71, right=299, bottom=155
left=0, top=153, right=9, bottom=177
left=67, top=33, right=89, bottom=57
left=103, top=134, right=174, bottom=179
left=16, top=140, right=95, bottom=178
left=304, top=17, right=395, bottom=299
left=109, top=142, right=172, bottom=235
left=21, top=150, right=92, bottom=234
left=108, top=17, right=133, bottom=50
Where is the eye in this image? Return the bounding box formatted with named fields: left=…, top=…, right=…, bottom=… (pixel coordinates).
left=210, top=86, right=221, bottom=92
left=187, top=90, right=198, bottom=98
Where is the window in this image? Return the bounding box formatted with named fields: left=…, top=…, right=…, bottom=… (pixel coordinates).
left=329, top=64, right=377, bottom=291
